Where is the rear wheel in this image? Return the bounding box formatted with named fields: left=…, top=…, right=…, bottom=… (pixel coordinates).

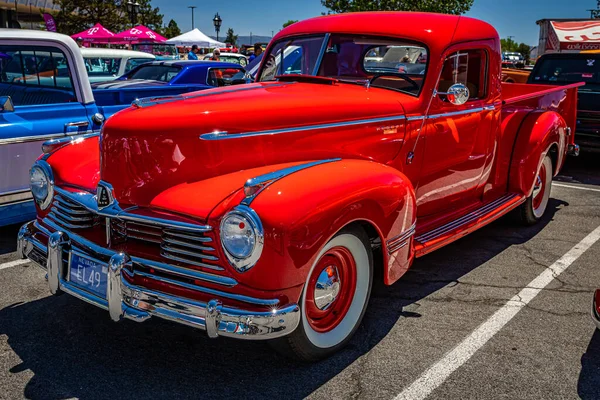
left=271, top=226, right=373, bottom=361
left=519, top=155, right=553, bottom=225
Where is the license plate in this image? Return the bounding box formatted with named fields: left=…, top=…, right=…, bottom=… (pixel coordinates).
left=69, top=253, right=108, bottom=298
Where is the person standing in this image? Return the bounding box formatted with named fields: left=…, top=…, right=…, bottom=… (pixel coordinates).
left=210, top=48, right=221, bottom=61
left=248, top=43, right=263, bottom=63
left=188, top=45, right=199, bottom=60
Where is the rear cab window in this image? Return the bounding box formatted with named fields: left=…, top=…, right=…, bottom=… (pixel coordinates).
left=0, top=45, right=76, bottom=105
left=531, top=56, right=600, bottom=86
left=438, top=49, right=488, bottom=101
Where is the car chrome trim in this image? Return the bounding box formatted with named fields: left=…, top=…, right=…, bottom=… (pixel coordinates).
left=42, top=132, right=100, bottom=154
left=427, top=107, right=485, bottom=120
left=0, top=189, right=32, bottom=206
left=386, top=222, right=416, bottom=254
left=242, top=159, right=341, bottom=206
left=220, top=205, right=264, bottom=272
left=31, top=160, right=54, bottom=210
left=0, top=132, right=65, bottom=146
left=406, top=116, right=425, bottom=121
left=18, top=220, right=299, bottom=340
left=415, top=194, right=519, bottom=243
left=54, top=185, right=212, bottom=233
left=200, top=115, right=407, bottom=140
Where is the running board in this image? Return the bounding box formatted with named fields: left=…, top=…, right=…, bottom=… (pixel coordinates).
left=414, top=193, right=525, bottom=257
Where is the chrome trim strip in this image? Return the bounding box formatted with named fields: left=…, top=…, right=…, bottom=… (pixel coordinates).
left=132, top=270, right=279, bottom=306
left=41, top=217, right=236, bottom=287
left=52, top=199, right=91, bottom=215
left=160, top=251, right=224, bottom=271
left=50, top=207, right=94, bottom=223
left=483, top=105, right=496, bottom=111
left=242, top=159, right=341, bottom=206
left=415, top=194, right=518, bottom=243
left=0, top=132, right=65, bottom=146
left=406, top=116, right=425, bottom=121
left=427, top=107, right=484, bottom=120
left=312, top=33, right=331, bottom=76
left=54, top=185, right=212, bottom=233
left=47, top=212, right=94, bottom=229
left=162, top=237, right=215, bottom=252
left=386, top=223, right=416, bottom=255
left=164, top=230, right=213, bottom=243
left=200, top=115, right=407, bottom=140
left=0, top=190, right=32, bottom=205
left=42, top=132, right=99, bottom=154
left=160, top=243, right=219, bottom=261
left=133, top=82, right=291, bottom=108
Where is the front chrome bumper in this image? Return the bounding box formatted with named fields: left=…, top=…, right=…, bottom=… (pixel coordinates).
left=592, top=290, right=600, bottom=330
left=17, top=220, right=300, bottom=340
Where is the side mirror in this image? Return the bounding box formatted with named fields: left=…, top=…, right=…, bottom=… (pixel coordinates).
left=0, top=96, right=14, bottom=113
left=436, top=83, right=470, bottom=106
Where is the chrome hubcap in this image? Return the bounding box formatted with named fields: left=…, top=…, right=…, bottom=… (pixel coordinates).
left=532, top=175, right=543, bottom=198
left=314, top=265, right=341, bottom=310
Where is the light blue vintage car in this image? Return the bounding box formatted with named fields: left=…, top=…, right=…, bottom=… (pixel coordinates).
left=0, top=30, right=227, bottom=227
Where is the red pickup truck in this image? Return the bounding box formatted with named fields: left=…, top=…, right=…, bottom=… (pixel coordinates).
left=18, top=12, right=581, bottom=361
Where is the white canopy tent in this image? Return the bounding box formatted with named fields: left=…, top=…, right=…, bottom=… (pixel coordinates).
left=165, top=29, right=226, bottom=48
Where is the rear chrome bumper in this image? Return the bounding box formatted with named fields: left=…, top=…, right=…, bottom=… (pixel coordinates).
left=592, top=290, right=600, bottom=330
left=17, top=220, right=300, bottom=340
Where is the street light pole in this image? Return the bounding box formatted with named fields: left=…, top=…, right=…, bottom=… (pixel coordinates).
left=188, top=6, right=197, bottom=30
left=213, top=13, right=222, bottom=42
left=125, top=1, right=140, bottom=28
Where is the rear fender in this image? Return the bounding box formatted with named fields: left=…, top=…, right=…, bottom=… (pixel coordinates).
left=209, top=159, right=417, bottom=292
left=509, top=110, right=567, bottom=196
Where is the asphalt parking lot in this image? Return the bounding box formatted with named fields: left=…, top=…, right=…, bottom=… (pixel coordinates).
left=0, top=153, right=599, bottom=400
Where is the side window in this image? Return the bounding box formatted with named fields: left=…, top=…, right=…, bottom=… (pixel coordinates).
left=207, top=68, right=245, bottom=87
left=124, top=58, right=151, bottom=73
left=438, top=50, right=487, bottom=101
left=0, top=45, right=76, bottom=106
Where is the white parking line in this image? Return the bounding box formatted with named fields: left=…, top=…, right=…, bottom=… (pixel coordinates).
left=554, top=182, right=600, bottom=193
left=0, top=259, right=31, bottom=271
left=395, top=225, right=600, bottom=400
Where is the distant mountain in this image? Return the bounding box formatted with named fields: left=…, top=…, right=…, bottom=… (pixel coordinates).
left=210, top=35, right=273, bottom=46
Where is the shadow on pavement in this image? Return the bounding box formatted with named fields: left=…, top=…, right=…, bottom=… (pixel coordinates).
left=0, top=199, right=566, bottom=399
left=0, top=223, right=21, bottom=256
left=557, top=152, right=600, bottom=186
left=578, top=328, right=600, bottom=399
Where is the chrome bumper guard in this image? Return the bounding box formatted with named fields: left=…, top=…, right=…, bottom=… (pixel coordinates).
left=17, top=221, right=300, bottom=340
left=592, top=290, right=600, bottom=330
left=567, top=144, right=580, bottom=157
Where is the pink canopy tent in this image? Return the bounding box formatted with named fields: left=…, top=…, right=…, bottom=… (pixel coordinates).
left=71, top=23, right=118, bottom=44
left=114, top=25, right=167, bottom=43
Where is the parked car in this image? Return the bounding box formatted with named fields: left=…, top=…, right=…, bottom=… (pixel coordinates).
left=203, top=52, right=248, bottom=67
left=17, top=12, right=581, bottom=361
left=501, top=61, right=531, bottom=83
left=81, top=48, right=155, bottom=83
left=0, top=31, right=243, bottom=227
left=593, top=290, right=600, bottom=329
left=132, top=43, right=179, bottom=61
left=527, top=52, right=599, bottom=151
left=503, top=51, right=525, bottom=63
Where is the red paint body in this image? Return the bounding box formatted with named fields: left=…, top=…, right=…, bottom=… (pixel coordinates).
left=40, top=12, right=581, bottom=306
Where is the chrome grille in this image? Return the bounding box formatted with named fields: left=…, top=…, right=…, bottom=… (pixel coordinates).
left=47, top=194, right=95, bottom=229
left=111, top=221, right=222, bottom=271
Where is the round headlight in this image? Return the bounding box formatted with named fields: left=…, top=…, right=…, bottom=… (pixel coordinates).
left=29, top=161, right=54, bottom=210
left=220, top=206, right=263, bottom=272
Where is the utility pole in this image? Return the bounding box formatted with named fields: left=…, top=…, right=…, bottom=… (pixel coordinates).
left=188, top=6, right=197, bottom=29
left=250, top=32, right=253, bottom=44
left=588, top=0, right=600, bottom=18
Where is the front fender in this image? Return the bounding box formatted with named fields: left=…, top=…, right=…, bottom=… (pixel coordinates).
left=210, top=159, right=417, bottom=292
left=509, top=110, right=567, bottom=196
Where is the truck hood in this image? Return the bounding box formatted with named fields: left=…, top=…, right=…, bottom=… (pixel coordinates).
left=100, top=81, right=407, bottom=215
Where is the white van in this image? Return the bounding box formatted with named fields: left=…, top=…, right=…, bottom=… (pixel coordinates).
left=81, top=48, right=155, bottom=82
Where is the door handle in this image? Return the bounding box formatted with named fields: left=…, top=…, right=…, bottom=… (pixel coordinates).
left=65, top=121, right=89, bottom=127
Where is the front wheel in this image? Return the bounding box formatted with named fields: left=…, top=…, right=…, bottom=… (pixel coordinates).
left=270, top=226, right=373, bottom=361
left=519, top=155, right=553, bottom=225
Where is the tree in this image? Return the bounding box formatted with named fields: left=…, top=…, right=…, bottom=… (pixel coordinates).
left=283, top=20, right=298, bottom=28
left=500, top=37, right=518, bottom=52
left=225, top=28, right=238, bottom=46
left=163, top=19, right=181, bottom=39
left=516, top=43, right=532, bottom=64
left=321, top=0, right=474, bottom=15
left=54, top=0, right=164, bottom=36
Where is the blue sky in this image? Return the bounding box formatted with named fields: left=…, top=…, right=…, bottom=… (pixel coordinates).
left=153, top=0, right=596, bottom=45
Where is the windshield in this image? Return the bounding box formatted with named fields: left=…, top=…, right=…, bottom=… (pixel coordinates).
left=126, top=65, right=181, bottom=82
left=132, top=43, right=178, bottom=58
left=531, top=56, right=600, bottom=87
left=258, top=34, right=428, bottom=95
left=84, top=57, right=121, bottom=77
